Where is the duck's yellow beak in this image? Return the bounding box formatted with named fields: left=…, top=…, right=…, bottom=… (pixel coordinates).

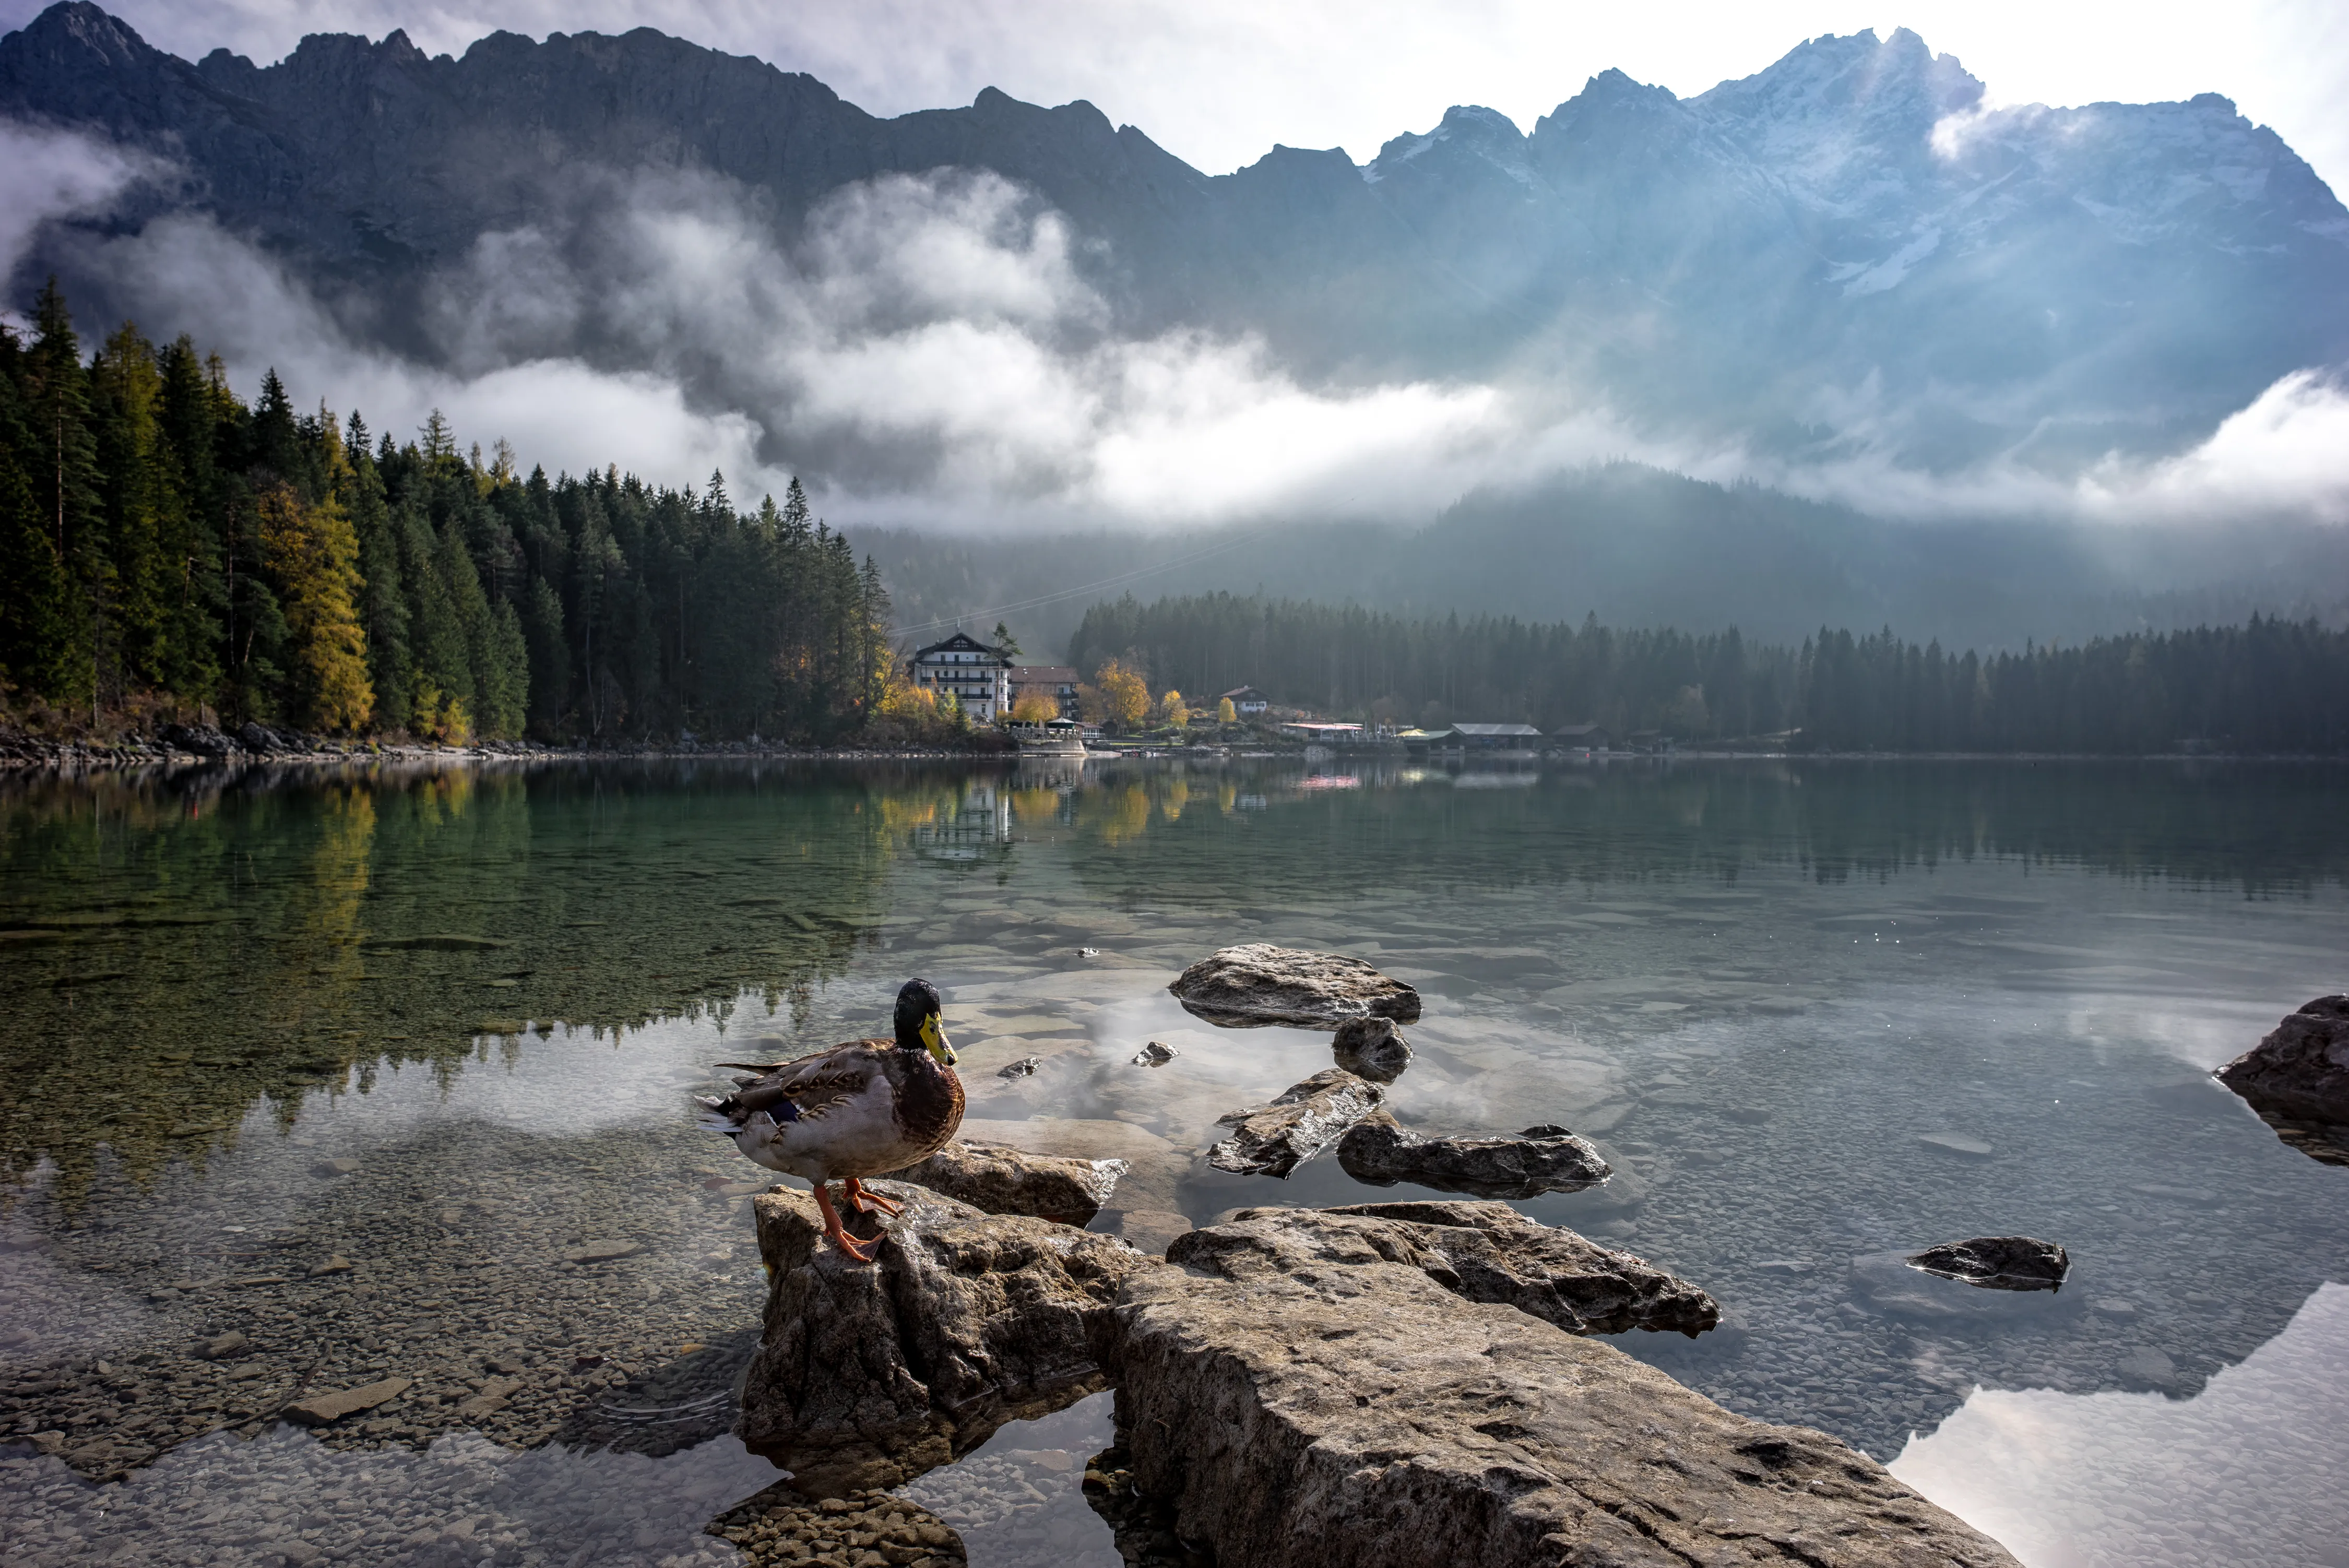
left=920, top=1012, right=956, bottom=1066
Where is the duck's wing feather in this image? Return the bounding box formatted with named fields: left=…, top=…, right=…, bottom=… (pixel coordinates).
left=719, top=1038, right=889, bottom=1119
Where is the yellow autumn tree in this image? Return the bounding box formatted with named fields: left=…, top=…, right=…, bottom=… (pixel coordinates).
left=256, top=473, right=374, bottom=733
left=1218, top=696, right=1238, bottom=723
left=1089, top=657, right=1150, bottom=730
left=1158, top=689, right=1188, bottom=728
left=1011, top=691, right=1058, bottom=723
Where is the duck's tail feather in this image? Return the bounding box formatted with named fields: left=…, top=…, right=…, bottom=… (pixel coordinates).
left=694, top=1095, right=743, bottom=1134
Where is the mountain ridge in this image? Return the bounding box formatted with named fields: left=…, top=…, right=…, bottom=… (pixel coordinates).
left=4, top=2, right=2345, bottom=484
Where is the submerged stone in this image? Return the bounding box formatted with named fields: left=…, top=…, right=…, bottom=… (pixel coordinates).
left=1331, top=1016, right=1410, bottom=1082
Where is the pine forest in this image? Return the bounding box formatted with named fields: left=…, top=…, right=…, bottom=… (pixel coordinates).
left=1070, top=593, right=2349, bottom=755
left=0, top=285, right=916, bottom=747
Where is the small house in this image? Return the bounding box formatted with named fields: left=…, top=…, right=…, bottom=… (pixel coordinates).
left=1549, top=723, right=1611, bottom=754
left=1220, top=685, right=1270, bottom=716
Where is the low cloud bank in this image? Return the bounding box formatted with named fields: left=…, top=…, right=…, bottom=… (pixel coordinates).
left=6, top=118, right=2345, bottom=532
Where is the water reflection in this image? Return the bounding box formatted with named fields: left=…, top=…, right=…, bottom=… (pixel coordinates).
left=1891, top=1284, right=2349, bottom=1567
left=2, top=756, right=2346, bottom=1566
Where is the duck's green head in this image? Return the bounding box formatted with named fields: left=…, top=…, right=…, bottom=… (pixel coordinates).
left=895, top=978, right=955, bottom=1066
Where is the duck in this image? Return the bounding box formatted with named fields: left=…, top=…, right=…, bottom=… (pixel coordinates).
left=695, top=978, right=965, bottom=1263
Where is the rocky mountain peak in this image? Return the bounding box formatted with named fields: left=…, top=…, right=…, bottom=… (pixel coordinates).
left=2, top=2, right=2341, bottom=477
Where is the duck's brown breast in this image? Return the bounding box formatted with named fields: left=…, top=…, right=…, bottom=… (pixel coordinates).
left=893, top=1059, right=965, bottom=1159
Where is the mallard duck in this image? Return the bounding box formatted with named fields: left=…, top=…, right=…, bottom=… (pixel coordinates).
left=695, top=978, right=964, bottom=1263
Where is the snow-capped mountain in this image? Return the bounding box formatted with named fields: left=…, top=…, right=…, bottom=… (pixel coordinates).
left=3, top=4, right=2343, bottom=480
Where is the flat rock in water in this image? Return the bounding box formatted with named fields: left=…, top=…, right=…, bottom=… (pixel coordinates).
left=890, top=1139, right=1128, bottom=1225
left=738, top=1180, right=1152, bottom=1497
left=2116, top=1347, right=2180, bottom=1390
left=1335, top=1113, right=1610, bottom=1198
left=283, top=1376, right=412, bottom=1426
left=1908, top=1236, right=2069, bottom=1291
left=996, top=1055, right=1043, bottom=1079
left=1917, top=1132, right=1995, bottom=1159
left=563, top=1240, right=643, bottom=1263
left=1106, top=1208, right=2016, bottom=1567
left=1206, top=1068, right=1385, bottom=1177
left=1849, top=1251, right=2080, bottom=1321
left=1169, top=943, right=1421, bottom=1028
left=1130, top=1040, right=1177, bottom=1066
left=1331, top=1016, right=1411, bottom=1082
left=2216, top=995, right=2349, bottom=1130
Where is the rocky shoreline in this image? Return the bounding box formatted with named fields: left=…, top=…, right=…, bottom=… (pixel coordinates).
left=0, top=720, right=1005, bottom=773
left=738, top=1178, right=2017, bottom=1565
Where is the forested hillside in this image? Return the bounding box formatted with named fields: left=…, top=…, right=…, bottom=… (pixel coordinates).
left=0, top=286, right=904, bottom=744
left=1071, top=593, right=2349, bottom=754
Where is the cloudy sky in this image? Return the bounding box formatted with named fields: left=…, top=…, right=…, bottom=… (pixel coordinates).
left=4, top=0, right=2345, bottom=531
left=5, top=0, right=2343, bottom=189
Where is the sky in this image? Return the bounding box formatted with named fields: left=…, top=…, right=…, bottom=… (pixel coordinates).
left=2, top=0, right=2343, bottom=192
left=3, top=0, right=2345, bottom=532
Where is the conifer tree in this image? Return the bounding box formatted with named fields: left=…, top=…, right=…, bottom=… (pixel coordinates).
left=23, top=279, right=105, bottom=711
left=256, top=471, right=373, bottom=731
left=0, top=320, right=72, bottom=698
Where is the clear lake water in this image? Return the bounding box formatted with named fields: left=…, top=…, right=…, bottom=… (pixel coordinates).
left=1, top=755, right=2345, bottom=1567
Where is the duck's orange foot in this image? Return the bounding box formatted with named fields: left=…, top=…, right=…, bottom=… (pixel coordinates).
left=843, top=1175, right=905, bottom=1216
left=813, top=1181, right=882, bottom=1264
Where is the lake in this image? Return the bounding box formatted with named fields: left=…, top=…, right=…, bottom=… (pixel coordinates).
left=2, top=756, right=2345, bottom=1567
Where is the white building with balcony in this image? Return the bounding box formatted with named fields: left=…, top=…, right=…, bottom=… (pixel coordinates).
left=909, top=631, right=1013, bottom=721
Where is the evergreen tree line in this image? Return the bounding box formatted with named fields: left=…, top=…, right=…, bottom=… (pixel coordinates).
left=0, top=286, right=895, bottom=744
left=1070, top=592, right=2349, bottom=753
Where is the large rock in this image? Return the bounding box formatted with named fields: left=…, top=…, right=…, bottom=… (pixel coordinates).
left=1202, top=1203, right=1718, bottom=1337
left=1907, top=1236, right=2068, bottom=1292
left=2217, top=995, right=2349, bottom=1126
left=1335, top=1113, right=1611, bottom=1198
left=891, top=1139, right=1128, bottom=1225
left=1107, top=1209, right=2018, bottom=1567
left=737, top=1180, right=1151, bottom=1496
left=1206, top=1068, right=1385, bottom=1176
left=1332, top=1016, right=1411, bottom=1081
left=1169, top=944, right=1422, bottom=1028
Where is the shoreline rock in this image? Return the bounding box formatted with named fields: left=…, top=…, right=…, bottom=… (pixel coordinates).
left=1206, top=1068, right=1385, bottom=1177
left=891, top=1140, right=1129, bottom=1226
left=2217, top=996, right=2349, bottom=1146
left=1106, top=1207, right=2018, bottom=1567
left=1334, top=1114, right=1611, bottom=1198
left=1169, top=944, right=1422, bottom=1029
left=737, top=1180, right=1149, bottom=1497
